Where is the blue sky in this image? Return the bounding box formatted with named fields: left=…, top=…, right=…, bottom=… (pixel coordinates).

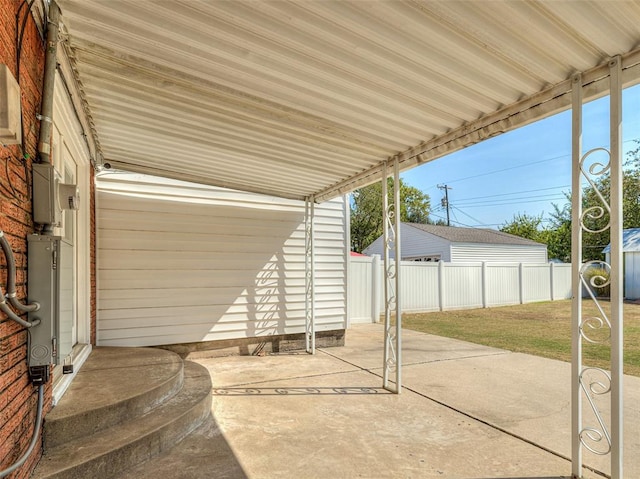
left=401, top=84, right=640, bottom=229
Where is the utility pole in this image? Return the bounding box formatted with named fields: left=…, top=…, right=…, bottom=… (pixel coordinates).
left=437, top=184, right=452, bottom=226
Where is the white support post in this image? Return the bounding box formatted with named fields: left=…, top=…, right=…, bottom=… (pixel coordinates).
left=609, top=56, right=624, bottom=479
left=481, top=262, right=488, bottom=308
left=393, top=159, right=402, bottom=393
left=304, top=196, right=316, bottom=355
left=518, top=263, right=525, bottom=304
left=382, top=160, right=401, bottom=394
left=345, top=194, right=351, bottom=329
left=550, top=262, right=555, bottom=301
left=571, top=72, right=584, bottom=479
left=571, top=59, right=624, bottom=479
left=382, top=163, right=391, bottom=389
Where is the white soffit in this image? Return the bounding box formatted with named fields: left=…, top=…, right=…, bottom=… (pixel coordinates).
left=56, top=0, right=640, bottom=201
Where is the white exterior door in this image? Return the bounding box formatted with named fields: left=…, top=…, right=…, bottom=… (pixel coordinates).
left=50, top=74, right=93, bottom=402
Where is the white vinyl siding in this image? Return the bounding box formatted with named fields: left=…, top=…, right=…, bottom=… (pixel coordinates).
left=397, top=224, right=451, bottom=261
left=624, top=253, right=640, bottom=300
left=364, top=226, right=546, bottom=263
left=450, top=243, right=547, bottom=264
left=362, top=223, right=451, bottom=261
left=96, top=173, right=347, bottom=347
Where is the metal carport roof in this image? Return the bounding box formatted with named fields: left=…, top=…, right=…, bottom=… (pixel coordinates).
left=55, top=0, right=640, bottom=201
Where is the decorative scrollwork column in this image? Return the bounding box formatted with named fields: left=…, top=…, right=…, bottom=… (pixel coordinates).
left=571, top=57, right=623, bottom=479
left=305, top=196, right=315, bottom=354
left=382, top=160, right=402, bottom=393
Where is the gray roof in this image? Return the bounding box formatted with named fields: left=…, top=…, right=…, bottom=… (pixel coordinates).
left=405, top=223, right=545, bottom=247
left=602, top=228, right=640, bottom=253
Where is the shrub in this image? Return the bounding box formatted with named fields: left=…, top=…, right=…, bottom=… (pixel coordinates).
left=582, top=266, right=610, bottom=298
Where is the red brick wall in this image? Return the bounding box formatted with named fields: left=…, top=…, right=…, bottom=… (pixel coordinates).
left=0, top=1, right=48, bottom=478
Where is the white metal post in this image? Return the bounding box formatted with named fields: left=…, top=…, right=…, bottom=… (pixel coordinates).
left=571, top=58, right=624, bottom=479
left=382, top=160, right=401, bottom=393
left=382, top=162, right=391, bottom=389
left=609, top=56, right=623, bottom=479
left=345, top=194, right=351, bottom=329
left=393, top=159, right=402, bottom=392
left=571, top=72, right=584, bottom=479
left=305, top=196, right=316, bottom=354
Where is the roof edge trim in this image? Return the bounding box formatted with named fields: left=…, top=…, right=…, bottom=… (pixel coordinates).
left=316, top=48, right=640, bottom=202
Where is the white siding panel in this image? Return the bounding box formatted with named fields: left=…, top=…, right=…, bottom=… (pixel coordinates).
left=486, top=264, right=520, bottom=307
left=451, top=243, right=547, bottom=263
left=625, top=253, right=640, bottom=300
left=363, top=223, right=451, bottom=261
left=97, top=173, right=346, bottom=346
left=442, top=263, right=483, bottom=310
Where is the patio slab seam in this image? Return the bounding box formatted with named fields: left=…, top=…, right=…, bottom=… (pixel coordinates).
left=318, top=348, right=512, bottom=374
left=318, top=348, right=610, bottom=479
left=209, top=364, right=365, bottom=389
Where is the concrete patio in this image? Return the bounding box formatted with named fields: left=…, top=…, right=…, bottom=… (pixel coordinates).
left=117, top=324, right=639, bottom=479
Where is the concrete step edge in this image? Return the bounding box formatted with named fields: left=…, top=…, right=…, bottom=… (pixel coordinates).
left=44, top=348, right=185, bottom=449
left=33, top=361, right=212, bottom=479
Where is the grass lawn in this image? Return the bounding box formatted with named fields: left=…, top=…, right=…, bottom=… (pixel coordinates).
left=402, top=299, right=640, bottom=377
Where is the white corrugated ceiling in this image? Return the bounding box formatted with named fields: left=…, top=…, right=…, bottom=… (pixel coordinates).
left=56, top=0, right=640, bottom=201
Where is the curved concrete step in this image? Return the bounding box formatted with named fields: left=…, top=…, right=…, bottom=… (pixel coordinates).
left=33, top=361, right=212, bottom=479
left=44, top=347, right=184, bottom=449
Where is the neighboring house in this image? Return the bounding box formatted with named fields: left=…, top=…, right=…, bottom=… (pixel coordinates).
left=363, top=223, right=548, bottom=263
left=603, top=228, right=640, bottom=299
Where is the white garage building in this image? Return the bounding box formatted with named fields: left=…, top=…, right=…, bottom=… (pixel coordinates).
left=363, top=223, right=548, bottom=263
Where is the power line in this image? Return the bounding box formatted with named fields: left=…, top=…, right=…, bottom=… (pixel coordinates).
left=426, top=153, right=570, bottom=189
left=423, top=136, right=640, bottom=190
left=451, top=205, right=486, bottom=226
left=455, top=193, right=567, bottom=207
left=453, top=184, right=570, bottom=202
left=459, top=197, right=568, bottom=208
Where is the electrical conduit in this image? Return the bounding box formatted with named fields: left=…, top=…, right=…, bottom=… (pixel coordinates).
left=0, top=385, right=44, bottom=478
left=0, top=2, right=60, bottom=478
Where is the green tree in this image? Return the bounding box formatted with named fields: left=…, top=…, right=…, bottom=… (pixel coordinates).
left=544, top=203, right=573, bottom=262
left=543, top=141, right=640, bottom=262
left=350, top=179, right=431, bottom=252
left=499, top=213, right=544, bottom=242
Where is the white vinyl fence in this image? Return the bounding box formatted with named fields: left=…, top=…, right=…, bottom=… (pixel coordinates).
left=349, top=256, right=572, bottom=324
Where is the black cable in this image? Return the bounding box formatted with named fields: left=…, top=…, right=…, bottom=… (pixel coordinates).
left=16, top=0, right=38, bottom=81
left=1, top=155, right=29, bottom=202
left=450, top=205, right=485, bottom=227
left=8, top=0, right=39, bottom=206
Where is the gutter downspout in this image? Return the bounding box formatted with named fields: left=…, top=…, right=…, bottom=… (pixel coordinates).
left=37, top=0, right=61, bottom=165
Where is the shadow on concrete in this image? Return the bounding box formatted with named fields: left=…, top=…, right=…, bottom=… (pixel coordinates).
left=212, top=386, right=389, bottom=396
left=471, top=477, right=571, bottom=479
left=120, top=412, right=249, bottom=479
